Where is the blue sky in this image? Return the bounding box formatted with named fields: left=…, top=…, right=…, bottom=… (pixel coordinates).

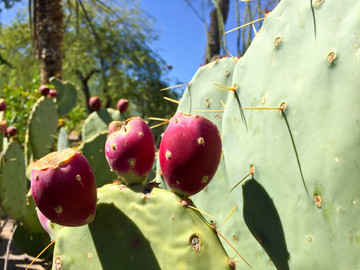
left=0, top=0, right=271, bottom=86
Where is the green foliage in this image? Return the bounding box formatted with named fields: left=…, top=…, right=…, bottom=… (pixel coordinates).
left=0, top=1, right=177, bottom=129
left=1, top=82, right=40, bottom=145
left=61, top=105, right=87, bottom=133
left=0, top=15, right=38, bottom=87
left=62, top=1, right=177, bottom=119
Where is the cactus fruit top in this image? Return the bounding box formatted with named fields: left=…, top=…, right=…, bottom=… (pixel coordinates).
left=0, top=98, right=6, bottom=111
left=116, top=98, right=129, bottom=113
left=108, top=121, right=122, bottom=134
left=89, top=96, right=101, bottom=111
left=31, top=148, right=97, bottom=226
left=39, top=85, right=50, bottom=96
left=105, top=117, right=155, bottom=185
left=159, top=112, right=222, bottom=196
left=5, top=126, right=17, bottom=137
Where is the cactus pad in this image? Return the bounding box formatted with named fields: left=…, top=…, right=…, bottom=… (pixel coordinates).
left=52, top=183, right=234, bottom=270
left=0, top=142, right=27, bottom=220
left=27, top=96, right=58, bottom=160
left=50, top=77, right=77, bottom=116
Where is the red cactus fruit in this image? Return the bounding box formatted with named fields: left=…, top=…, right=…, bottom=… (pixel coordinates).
left=159, top=112, right=222, bottom=196
left=31, top=148, right=97, bottom=226
left=48, top=89, right=57, bottom=98
left=0, top=98, right=6, bottom=111
left=0, top=120, right=7, bottom=134
left=89, top=96, right=101, bottom=111
left=105, top=117, right=155, bottom=185
left=116, top=98, right=129, bottom=113
left=6, top=126, right=17, bottom=137
left=39, top=85, right=50, bottom=96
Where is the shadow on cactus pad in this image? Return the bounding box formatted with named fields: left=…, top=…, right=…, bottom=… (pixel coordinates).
left=88, top=203, right=161, bottom=269
left=242, top=179, right=289, bottom=270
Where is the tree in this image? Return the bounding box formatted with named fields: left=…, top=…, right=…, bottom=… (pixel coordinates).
left=184, top=0, right=281, bottom=61
left=0, top=1, right=177, bottom=120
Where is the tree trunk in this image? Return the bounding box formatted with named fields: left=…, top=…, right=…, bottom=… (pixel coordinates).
left=33, top=0, right=63, bottom=84
left=205, top=0, right=230, bottom=64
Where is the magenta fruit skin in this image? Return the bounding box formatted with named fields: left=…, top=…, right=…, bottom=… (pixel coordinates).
left=116, top=98, right=129, bottom=113
left=39, top=85, right=50, bottom=96
left=6, top=126, right=17, bottom=137
left=36, top=208, right=52, bottom=236
left=105, top=117, right=155, bottom=185
left=89, top=96, right=101, bottom=111
left=0, top=121, right=6, bottom=134
left=159, top=112, right=222, bottom=197
left=31, top=149, right=97, bottom=227
left=0, top=98, right=6, bottom=111
left=48, top=89, right=57, bottom=98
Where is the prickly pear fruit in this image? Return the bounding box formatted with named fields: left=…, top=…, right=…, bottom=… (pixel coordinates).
left=6, top=126, right=17, bottom=137
left=0, top=120, right=7, bottom=133
left=159, top=112, right=222, bottom=196
left=105, top=117, right=155, bottom=185
left=89, top=96, right=101, bottom=111
left=116, top=98, right=129, bottom=113
left=39, top=85, right=50, bottom=96
left=0, top=98, right=6, bottom=111
left=31, top=148, right=97, bottom=226
left=48, top=89, right=57, bottom=98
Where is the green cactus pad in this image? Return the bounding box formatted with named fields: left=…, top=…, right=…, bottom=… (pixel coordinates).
left=177, top=57, right=235, bottom=126
left=0, top=142, right=27, bottom=220
left=82, top=108, right=123, bottom=142
left=50, top=77, right=77, bottom=116
left=27, top=96, right=58, bottom=160
left=219, top=0, right=360, bottom=268
left=157, top=1, right=360, bottom=268
left=78, top=131, right=117, bottom=187
left=52, top=183, right=233, bottom=270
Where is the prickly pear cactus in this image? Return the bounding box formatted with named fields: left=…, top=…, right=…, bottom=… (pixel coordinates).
left=167, top=0, right=360, bottom=269
left=26, top=96, right=58, bottom=160
left=50, top=77, right=77, bottom=116
left=82, top=108, right=124, bottom=141
left=14, top=191, right=53, bottom=258
left=0, top=141, right=27, bottom=220
left=52, top=183, right=234, bottom=270
left=159, top=57, right=246, bottom=261
left=78, top=131, right=117, bottom=187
